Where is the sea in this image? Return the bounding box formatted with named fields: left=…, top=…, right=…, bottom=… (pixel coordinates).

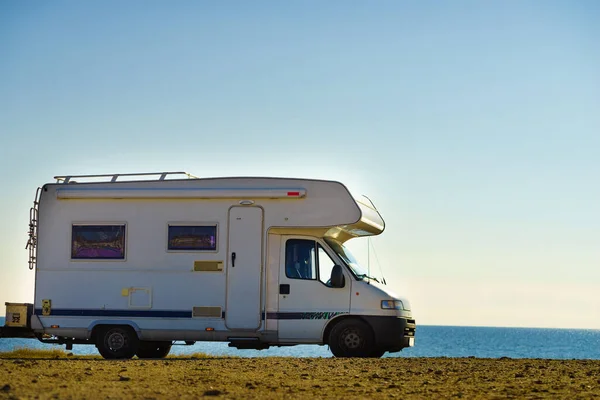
left=1, top=317, right=599, bottom=359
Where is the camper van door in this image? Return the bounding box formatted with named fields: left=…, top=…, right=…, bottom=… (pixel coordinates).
left=277, top=236, right=350, bottom=341
left=225, top=206, right=263, bottom=330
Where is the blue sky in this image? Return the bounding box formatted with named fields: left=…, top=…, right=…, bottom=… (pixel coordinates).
left=1, top=1, right=598, bottom=328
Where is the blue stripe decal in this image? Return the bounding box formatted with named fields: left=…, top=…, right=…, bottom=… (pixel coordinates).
left=263, top=312, right=348, bottom=320
left=35, top=309, right=346, bottom=320
left=35, top=309, right=193, bottom=318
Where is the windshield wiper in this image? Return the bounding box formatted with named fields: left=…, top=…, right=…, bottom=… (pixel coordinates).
left=356, top=274, right=380, bottom=283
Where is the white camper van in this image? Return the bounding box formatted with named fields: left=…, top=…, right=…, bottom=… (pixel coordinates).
left=1, top=172, right=416, bottom=359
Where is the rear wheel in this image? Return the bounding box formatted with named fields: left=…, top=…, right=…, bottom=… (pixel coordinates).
left=95, top=325, right=139, bottom=359
left=329, top=319, right=374, bottom=358
left=136, top=341, right=172, bottom=359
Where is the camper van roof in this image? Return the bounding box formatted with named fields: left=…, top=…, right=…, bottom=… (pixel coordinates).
left=52, top=172, right=348, bottom=185
left=46, top=172, right=385, bottom=242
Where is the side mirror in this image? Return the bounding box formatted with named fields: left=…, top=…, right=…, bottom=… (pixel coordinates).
left=330, top=265, right=345, bottom=288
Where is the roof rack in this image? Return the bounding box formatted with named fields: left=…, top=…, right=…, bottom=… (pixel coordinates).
left=54, top=172, right=199, bottom=184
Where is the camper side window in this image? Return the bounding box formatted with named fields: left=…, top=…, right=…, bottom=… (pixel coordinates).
left=168, top=225, right=217, bottom=251
left=285, top=239, right=316, bottom=280
left=71, top=224, right=126, bottom=260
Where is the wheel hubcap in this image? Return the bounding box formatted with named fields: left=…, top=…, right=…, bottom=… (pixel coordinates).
left=107, top=331, right=126, bottom=351
left=342, top=329, right=362, bottom=349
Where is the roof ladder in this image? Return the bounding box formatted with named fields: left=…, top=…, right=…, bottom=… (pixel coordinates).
left=25, top=187, right=41, bottom=270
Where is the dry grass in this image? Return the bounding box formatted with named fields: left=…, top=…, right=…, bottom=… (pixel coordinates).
left=0, top=348, right=81, bottom=360
left=183, top=352, right=226, bottom=359
left=1, top=355, right=599, bottom=399
left=0, top=348, right=217, bottom=360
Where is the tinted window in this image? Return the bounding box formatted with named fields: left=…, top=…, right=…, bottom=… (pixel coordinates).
left=168, top=225, right=217, bottom=251
left=285, top=239, right=316, bottom=280
left=71, top=225, right=126, bottom=259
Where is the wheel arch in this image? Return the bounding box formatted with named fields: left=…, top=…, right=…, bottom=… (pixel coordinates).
left=88, top=320, right=141, bottom=340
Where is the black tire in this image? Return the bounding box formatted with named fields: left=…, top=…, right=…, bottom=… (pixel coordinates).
left=95, top=325, right=139, bottom=360
left=328, top=319, right=375, bottom=358
left=136, top=341, right=172, bottom=359
left=369, top=348, right=386, bottom=358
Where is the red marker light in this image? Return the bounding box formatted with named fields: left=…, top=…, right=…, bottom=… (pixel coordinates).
left=287, top=191, right=300, bottom=197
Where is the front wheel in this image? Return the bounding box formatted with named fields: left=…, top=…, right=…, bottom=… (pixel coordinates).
left=136, top=341, right=172, bottom=359
left=369, top=348, right=386, bottom=358
left=329, top=319, right=375, bottom=358
left=95, top=325, right=139, bottom=359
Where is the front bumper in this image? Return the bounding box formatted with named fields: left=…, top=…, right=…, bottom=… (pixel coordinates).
left=362, top=316, right=416, bottom=353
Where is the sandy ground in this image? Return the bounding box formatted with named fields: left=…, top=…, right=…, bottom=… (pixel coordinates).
left=1, top=356, right=599, bottom=399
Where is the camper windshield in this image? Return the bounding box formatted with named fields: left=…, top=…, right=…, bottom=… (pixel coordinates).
left=324, top=238, right=380, bottom=283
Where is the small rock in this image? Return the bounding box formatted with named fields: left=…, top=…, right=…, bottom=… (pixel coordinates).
left=85, top=367, right=92, bottom=371
left=32, top=379, right=38, bottom=383
left=13, top=360, right=24, bottom=365
left=119, top=376, right=131, bottom=381
left=371, top=373, right=381, bottom=379
left=434, top=370, right=443, bottom=375
left=1, top=385, right=10, bottom=392
left=203, top=389, right=222, bottom=396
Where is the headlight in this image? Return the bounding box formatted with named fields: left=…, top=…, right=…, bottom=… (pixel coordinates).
left=381, top=300, right=405, bottom=310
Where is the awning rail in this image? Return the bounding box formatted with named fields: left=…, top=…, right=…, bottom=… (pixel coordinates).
left=54, top=172, right=199, bottom=184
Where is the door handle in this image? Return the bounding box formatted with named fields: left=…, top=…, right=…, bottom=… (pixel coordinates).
left=231, top=252, right=236, bottom=267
